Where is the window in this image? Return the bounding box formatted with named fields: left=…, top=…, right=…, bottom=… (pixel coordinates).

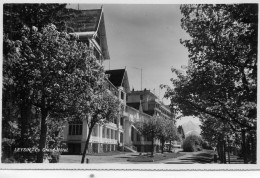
left=107, top=128, right=110, bottom=138
left=113, top=118, right=117, bottom=124
left=120, top=133, right=123, bottom=143
left=120, top=117, right=124, bottom=126
left=92, top=126, right=98, bottom=137
left=115, top=131, right=118, bottom=140
left=69, top=121, right=82, bottom=135
left=121, top=91, right=124, bottom=100
left=111, top=130, right=114, bottom=139
left=102, top=127, right=106, bottom=138
left=131, top=127, right=134, bottom=141
left=137, top=134, right=140, bottom=141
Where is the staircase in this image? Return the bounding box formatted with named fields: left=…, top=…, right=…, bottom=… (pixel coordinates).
left=124, top=145, right=137, bottom=153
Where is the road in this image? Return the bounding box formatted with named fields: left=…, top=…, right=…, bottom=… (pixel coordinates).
left=60, top=150, right=216, bottom=164
left=60, top=152, right=140, bottom=164
left=159, top=150, right=215, bottom=164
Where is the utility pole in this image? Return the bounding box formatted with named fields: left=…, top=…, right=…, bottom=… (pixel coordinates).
left=141, top=68, right=142, bottom=90
left=132, top=67, right=143, bottom=90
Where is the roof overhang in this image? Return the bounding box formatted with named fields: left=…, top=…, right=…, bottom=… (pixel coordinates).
left=121, top=69, right=130, bottom=93
left=67, top=8, right=110, bottom=60
left=95, top=10, right=110, bottom=60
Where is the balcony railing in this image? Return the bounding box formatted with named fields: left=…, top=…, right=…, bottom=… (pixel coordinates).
left=125, top=105, right=152, bottom=123
left=104, top=80, right=119, bottom=97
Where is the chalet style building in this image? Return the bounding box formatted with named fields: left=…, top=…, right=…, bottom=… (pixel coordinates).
left=127, top=89, right=175, bottom=121
left=63, top=7, right=174, bottom=154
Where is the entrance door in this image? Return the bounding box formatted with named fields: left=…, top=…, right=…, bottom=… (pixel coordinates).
left=67, top=143, right=81, bottom=155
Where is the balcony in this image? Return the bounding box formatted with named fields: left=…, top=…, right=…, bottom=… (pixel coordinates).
left=104, top=80, right=119, bottom=97
left=125, top=105, right=152, bottom=123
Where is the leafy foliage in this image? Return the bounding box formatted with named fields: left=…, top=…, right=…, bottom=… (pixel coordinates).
left=3, top=23, right=110, bottom=162
left=156, top=118, right=178, bottom=153
left=3, top=3, right=76, bottom=36
left=163, top=4, right=257, bottom=163
left=134, top=116, right=162, bottom=156
left=135, top=116, right=178, bottom=154
left=80, top=91, right=122, bottom=163
left=183, top=135, right=202, bottom=152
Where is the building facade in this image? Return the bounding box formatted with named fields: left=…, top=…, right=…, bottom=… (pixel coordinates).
left=62, top=8, right=160, bottom=154
left=127, top=89, right=175, bottom=122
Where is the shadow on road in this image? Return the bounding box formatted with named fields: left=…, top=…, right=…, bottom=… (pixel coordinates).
left=165, top=151, right=214, bottom=164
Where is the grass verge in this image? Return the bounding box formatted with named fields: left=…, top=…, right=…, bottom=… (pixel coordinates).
left=127, top=152, right=184, bottom=162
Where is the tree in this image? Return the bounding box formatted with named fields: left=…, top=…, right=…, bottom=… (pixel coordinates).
left=166, top=123, right=178, bottom=152
left=3, top=24, right=108, bottom=163
left=2, top=3, right=76, bottom=158
left=200, top=114, right=234, bottom=163
left=182, top=135, right=202, bottom=152
left=3, top=4, right=74, bottom=36
left=157, top=118, right=177, bottom=153
left=134, top=117, right=161, bottom=156
left=177, top=125, right=185, bottom=140
left=79, top=92, right=122, bottom=163
left=163, top=4, right=257, bottom=163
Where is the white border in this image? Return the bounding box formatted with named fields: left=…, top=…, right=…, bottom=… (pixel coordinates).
left=1, top=0, right=260, bottom=172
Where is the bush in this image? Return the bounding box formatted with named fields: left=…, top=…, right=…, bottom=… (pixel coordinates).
left=202, top=141, right=213, bottom=150
left=183, top=135, right=202, bottom=152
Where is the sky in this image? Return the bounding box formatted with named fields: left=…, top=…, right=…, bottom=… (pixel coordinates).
left=67, top=4, right=200, bottom=126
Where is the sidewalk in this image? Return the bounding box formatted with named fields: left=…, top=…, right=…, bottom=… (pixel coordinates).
left=212, top=154, right=244, bottom=164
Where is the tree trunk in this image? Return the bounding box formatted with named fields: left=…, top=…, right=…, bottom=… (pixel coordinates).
left=223, top=139, right=227, bottom=164
left=168, top=140, right=172, bottom=152
left=218, top=139, right=225, bottom=163
left=216, top=142, right=221, bottom=162
left=81, top=125, right=94, bottom=163
left=151, top=133, right=154, bottom=156
left=242, top=129, right=248, bottom=163
left=227, top=136, right=230, bottom=164
left=247, top=134, right=252, bottom=162
left=161, top=138, right=165, bottom=154
left=20, top=103, right=30, bottom=147
left=251, top=133, right=256, bottom=163
left=217, top=139, right=223, bottom=163
left=36, top=108, right=48, bottom=163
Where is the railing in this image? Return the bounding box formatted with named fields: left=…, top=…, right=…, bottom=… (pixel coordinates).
left=125, top=105, right=152, bottom=123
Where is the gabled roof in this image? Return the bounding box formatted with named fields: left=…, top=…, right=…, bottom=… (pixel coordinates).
left=69, top=9, right=102, bottom=32
left=105, top=68, right=130, bottom=92
left=106, top=69, right=125, bottom=87
left=67, top=8, right=110, bottom=60
left=126, top=103, right=140, bottom=110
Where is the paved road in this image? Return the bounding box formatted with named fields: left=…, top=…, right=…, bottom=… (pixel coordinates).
left=60, top=150, right=216, bottom=164
left=60, top=150, right=246, bottom=164
left=159, top=150, right=215, bottom=164
left=60, top=152, right=140, bottom=164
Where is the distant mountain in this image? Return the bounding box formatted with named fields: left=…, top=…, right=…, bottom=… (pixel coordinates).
left=182, top=120, right=201, bottom=137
